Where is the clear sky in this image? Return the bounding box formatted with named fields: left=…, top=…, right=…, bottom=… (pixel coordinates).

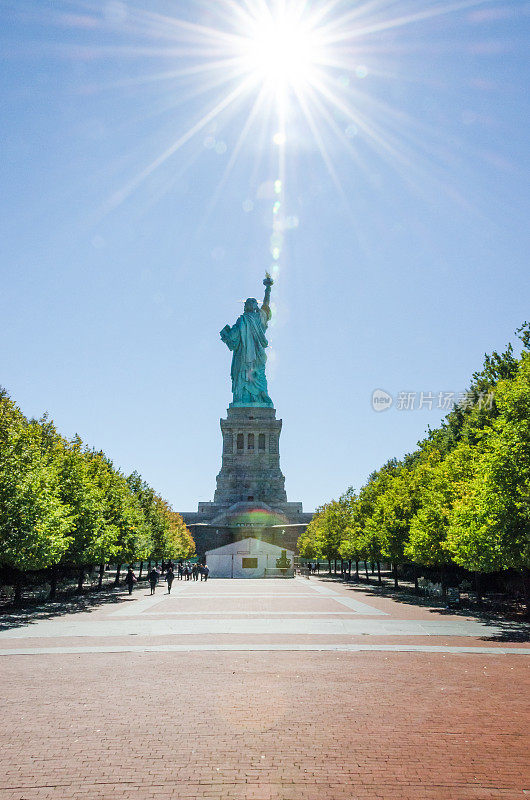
left=1, top=0, right=529, bottom=513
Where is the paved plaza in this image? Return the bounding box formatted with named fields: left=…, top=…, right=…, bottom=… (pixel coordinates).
left=0, top=575, right=528, bottom=799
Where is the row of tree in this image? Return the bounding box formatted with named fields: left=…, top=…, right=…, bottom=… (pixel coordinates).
left=0, top=388, right=195, bottom=601
left=299, top=323, right=530, bottom=609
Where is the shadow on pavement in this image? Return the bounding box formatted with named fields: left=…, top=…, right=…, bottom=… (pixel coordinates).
left=313, top=574, right=530, bottom=642
left=0, top=587, right=151, bottom=632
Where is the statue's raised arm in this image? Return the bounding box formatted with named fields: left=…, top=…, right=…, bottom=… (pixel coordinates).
left=219, top=273, right=274, bottom=408
left=262, top=272, right=273, bottom=321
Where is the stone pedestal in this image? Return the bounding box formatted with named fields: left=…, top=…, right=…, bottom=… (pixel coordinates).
left=214, top=406, right=287, bottom=506
left=181, top=405, right=313, bottom=558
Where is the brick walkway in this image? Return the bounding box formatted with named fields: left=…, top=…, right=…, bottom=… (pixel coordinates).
left=1, top=576, right=528, bottom=799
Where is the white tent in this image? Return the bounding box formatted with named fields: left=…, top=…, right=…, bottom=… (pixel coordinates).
left=205, top=537, right=294, bottom=578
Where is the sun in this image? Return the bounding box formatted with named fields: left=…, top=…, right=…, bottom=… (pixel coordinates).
left=237, top=7, right=324, bottom=96
left=99, top=0, right=491, bottom=227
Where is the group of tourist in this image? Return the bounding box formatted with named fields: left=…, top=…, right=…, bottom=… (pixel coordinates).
left=123, top=561, right=210, bottom=596
left=175, top=562, right=207, bottom=582
left=306, top=562, right=320, bottom=574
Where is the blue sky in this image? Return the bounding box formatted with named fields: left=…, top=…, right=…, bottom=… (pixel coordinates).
left=1, top=0, right=529, bottom=513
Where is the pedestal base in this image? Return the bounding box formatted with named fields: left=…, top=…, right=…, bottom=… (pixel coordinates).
left=180, top=405, right=313, bottom=558
left=214, top=406, right=286, bottom=507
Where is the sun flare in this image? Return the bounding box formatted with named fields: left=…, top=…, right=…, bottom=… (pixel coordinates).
left=238, top=10, right=324, bottom=95
left=92, top=0, right=491, bottom=238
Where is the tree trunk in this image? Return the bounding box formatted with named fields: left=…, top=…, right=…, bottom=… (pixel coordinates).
left=48, top=565, right=57, bottom=601
left=475, top=571, right=482, bottom=605
left=348, top=559, right=352, bottom=578
left=77, top=567, right=85, bottom=593
left=138, top=561, right=144, bottom=579
left=98, top=563, right=104, bottom=590
left=114, top=564, right=122, bottom=586
left=328, top=559, right=331, bottom=575
left=440, top=564, right=446, bottom=598
left=377, top=562, right=381, bottom=584
left=393, top=563, right=399, bottom=589
left=355, top=561, right=359, bottom=580
left=334, top=558, right=337, bottom=575
left=521, top=568, right=530, bottom=617
left=13, top=572, right=23, bottom=605
left=371, top=562, right=375, bottom=574
left=147, top=559, right=152, bottom=574
left=414, top=566, right=419, bottom=595
left=364, top=561, right=369, bottom=581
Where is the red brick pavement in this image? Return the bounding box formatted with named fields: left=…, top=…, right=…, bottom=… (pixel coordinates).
left=1, top=651, right=528, bottom=800
left=1, top=577, right=529, bottom=799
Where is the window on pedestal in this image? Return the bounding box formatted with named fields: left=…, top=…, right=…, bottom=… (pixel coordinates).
left=237, top=433, right=244, bottom=451
left=258, top=433, right=265, bottom=451
left=248, top=433, right=254, bottom=451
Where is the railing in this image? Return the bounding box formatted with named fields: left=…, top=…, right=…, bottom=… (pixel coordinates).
left=264, top=567, right=295, bottom=578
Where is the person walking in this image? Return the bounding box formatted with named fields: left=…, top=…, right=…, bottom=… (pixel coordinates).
left=148, top=567, right=159, bottom=595
left=124, top=566, right=137, bottom=595
left=166, top=566, right=175, bottom=594
left=202, top=564, right=210, bottom=582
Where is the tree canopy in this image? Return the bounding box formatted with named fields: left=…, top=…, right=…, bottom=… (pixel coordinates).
left=298, top=323, right=530, bottom=604
left=0, top=388, right=195, bottom=594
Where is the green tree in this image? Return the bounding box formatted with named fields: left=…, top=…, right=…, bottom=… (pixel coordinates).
left=316, top=491, right=354, bottom=572
left=298, top=510, right=323, bottom=560
left=368, top=467, right=415, bottom=588
left=127, top=473, right=195, bottom=563
left=448, top=352, right=530, bottom=608
left=53, top=436, right=112, bottom=593
left=88, top=453, right=150, bottom=584
left=0, top=388, right=196, bottom=602
left=164, top=505, right=196, bottom=560
left=405, top=444, right=476, bottom=589
left=0, top=392, right=72, bottom=601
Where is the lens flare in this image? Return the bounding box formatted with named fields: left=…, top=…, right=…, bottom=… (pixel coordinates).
left=66, top=0, right=496, bottom=247
left=237, top=8, right=325, bottom=97
left=227, top=506, right=288, bottom=528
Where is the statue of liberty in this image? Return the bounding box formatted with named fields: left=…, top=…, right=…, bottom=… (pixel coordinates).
left=220, top=274, right=274, bottom=407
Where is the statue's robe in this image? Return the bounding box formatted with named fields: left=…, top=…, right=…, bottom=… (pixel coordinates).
left=220, top=307, right=272, bottom=405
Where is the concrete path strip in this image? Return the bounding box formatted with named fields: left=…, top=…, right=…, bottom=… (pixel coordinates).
left=110, top=585, right=187, bottom=615
left=0, top=643, right=528, bottom=655
left=301, top=576, right=388, bottom=613
left=0, top=617, right=514, bottom=638
left=140, top=610, right=373, bottom=615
